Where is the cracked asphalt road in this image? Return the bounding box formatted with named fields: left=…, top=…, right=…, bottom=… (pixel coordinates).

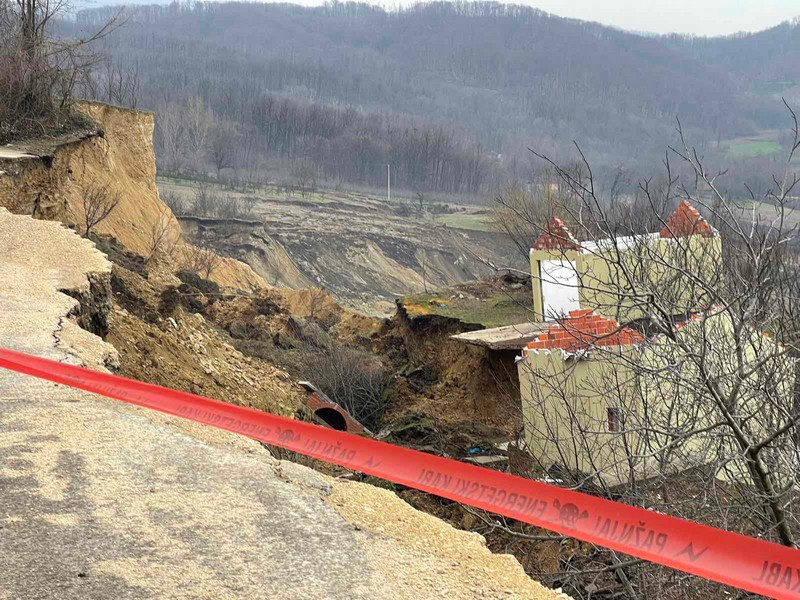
left=0, top=209, right=566, bottom=599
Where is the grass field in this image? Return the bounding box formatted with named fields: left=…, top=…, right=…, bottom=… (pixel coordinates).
left=401, top=288, right=532, bottom=328
left=437, top=213, right=494, bottom=232
left=727, top=139, right=782, bottom=159
left=724, top=130, right=783, bottom=159
left=159, top=175, right=500, bottom=232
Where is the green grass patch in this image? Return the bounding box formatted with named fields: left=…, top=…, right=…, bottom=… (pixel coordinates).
left=727, top=139, right=781, bottom=159
left=438, top=213, right=494, bottom=232
left=401, top=290, right=532, bottom=328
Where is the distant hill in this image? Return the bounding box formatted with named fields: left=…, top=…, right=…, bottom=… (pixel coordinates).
left=66, top=2, right=800, bottom=194
left=665, top=19, right=800, bottom=92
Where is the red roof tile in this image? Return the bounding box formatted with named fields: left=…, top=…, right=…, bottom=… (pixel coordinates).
left=526, top=309, right=643, bottom=352
left=659, top=201, right=715, bottom=239
left=532, top=216, right=582, bottom=251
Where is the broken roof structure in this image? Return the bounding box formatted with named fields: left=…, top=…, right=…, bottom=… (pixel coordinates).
left=457, top=201, right=718, bottom=349
left=531, top=216, right=582, bottom=252
left=524, top=309, right=644, bottom=354
left=529, top=201, right=720, bottom=323
left=658, top=200, right=716, bottom=239
left=530, top=201, right=717, bottom=255
left=451, top=322, right=549, bottom=350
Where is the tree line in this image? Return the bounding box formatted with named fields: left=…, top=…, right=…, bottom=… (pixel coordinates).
left=61, top=0, right=798, bottom=197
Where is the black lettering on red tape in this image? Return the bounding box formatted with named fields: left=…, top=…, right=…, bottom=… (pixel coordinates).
left=1, top=346, right=799, bottom=599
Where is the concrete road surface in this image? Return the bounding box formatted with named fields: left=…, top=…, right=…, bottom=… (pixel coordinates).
left=0, top=209, right=566, bottom=599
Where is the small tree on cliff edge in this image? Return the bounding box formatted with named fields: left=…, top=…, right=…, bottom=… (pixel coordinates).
left=0, top=0, right=121, bottom=142
left=81, top=179, right=120, bottom=237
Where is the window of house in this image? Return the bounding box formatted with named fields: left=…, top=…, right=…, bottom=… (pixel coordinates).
left=607, top=407, right=622, bottom=432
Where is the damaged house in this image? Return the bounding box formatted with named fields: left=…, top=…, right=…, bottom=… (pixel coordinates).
left=513, top=201, right=796, bottom=492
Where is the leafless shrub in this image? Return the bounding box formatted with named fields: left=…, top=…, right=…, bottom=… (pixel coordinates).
left=146, top=206, right=179, bottom=261
left=182, top=244, right=222, bottom=280
left=303, top=342, right=388, bottom=429
left=306, top=287, right=328, bottom=321
left=210, top=193, right=258, bottom=220
left=159, top=187, right=187, bottom=216
left=216, top=195, right=244, bottom=219
left=241, top=196, right=257, bottom=217
left=80, top=179, right=121, bottom=236
left=191, top=182, right=221, bottom=216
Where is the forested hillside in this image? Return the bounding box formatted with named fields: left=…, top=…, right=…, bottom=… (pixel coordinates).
left=66, top=1, right=800, bottom=196
left=666, top=18, right=800, bottom=92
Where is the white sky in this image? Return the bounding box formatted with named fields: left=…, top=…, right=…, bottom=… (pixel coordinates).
left=102, top=0, right=799, bottom=36
left=268, top=0, right=799, bottom=36
left=527, top=0, right=799, bottom=36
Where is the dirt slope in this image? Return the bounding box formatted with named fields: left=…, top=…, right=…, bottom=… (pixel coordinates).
left=161, top=182, right=525, bottom=315
left=107, top=264, right=300, bottom=416
left=179, top=215, right=313, bottom=289
left=0, top=102, right=263, bottom=291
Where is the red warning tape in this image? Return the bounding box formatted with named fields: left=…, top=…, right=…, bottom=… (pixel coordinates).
left=1, top=346, right=799, bottom=598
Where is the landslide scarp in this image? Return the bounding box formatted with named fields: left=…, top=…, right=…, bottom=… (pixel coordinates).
left=0, top=102, right=264, bottom=292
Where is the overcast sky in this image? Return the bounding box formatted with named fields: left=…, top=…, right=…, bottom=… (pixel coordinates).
left=526, top=0, right=798, bottom=36
left=93, top=0, right=799, bottom=36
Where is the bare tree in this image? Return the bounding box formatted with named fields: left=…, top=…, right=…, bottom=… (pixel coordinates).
left=154, top=101, right=185, bottom=173
left=503, top=107, right=800, bottom=597
left=184, top=95, right=213, bottom=169
left=414, top=189, right=427, bottom=218
left=80, top=179, right=121, bottom=236
left=216, top=194, right=249, bottom=219
left=306, top=287, right=328, bottom=321
left=208, top=121, right=238, bottom=178
left=159, top=186, right=188, bottom=216
left=291, top=159, right=316, bottom=198
left=0, top=0, right=121, bottom=142
left=182, top=244, right=222, bottom=280
left=191, top=182, right=221, bottom=217
left=493, top=172, right=600, bottom=261
left=146, top=205, right=178, bottom=261
left=94, top=59, right=139, bottom=108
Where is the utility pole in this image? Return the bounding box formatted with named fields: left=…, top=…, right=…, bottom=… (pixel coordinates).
left=387, top=163, right=391, bottom=203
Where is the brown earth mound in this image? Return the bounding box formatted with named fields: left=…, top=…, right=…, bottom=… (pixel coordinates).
left=107, top=264, right=300, bottom=417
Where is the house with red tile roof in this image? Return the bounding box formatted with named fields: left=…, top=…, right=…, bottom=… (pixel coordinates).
left=529, top=201, right=721, bottom=324
left=515, top=202, right=743, bottom=483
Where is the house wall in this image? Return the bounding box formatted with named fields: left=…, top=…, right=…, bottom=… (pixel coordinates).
left=637, top=311, right=795, bottom=482
left=530, top=235, right=722, bottom=324
left=518, top=311, right=795, bottom=486
left=518, top=345, right=641, bottom=482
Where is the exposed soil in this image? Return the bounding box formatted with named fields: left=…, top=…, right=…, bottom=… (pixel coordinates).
left=0, top=103, right=265, bottom=293
left=379, top=305, right=523, bottom=434
left=106, top=264, right=301, bottom=417
left=162, top=181, right=527, bottom=315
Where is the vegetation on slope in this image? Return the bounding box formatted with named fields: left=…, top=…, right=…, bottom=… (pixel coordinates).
left=66, top=1, right=800, bottom=196
left=401, top=278, right=534, bottom=328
